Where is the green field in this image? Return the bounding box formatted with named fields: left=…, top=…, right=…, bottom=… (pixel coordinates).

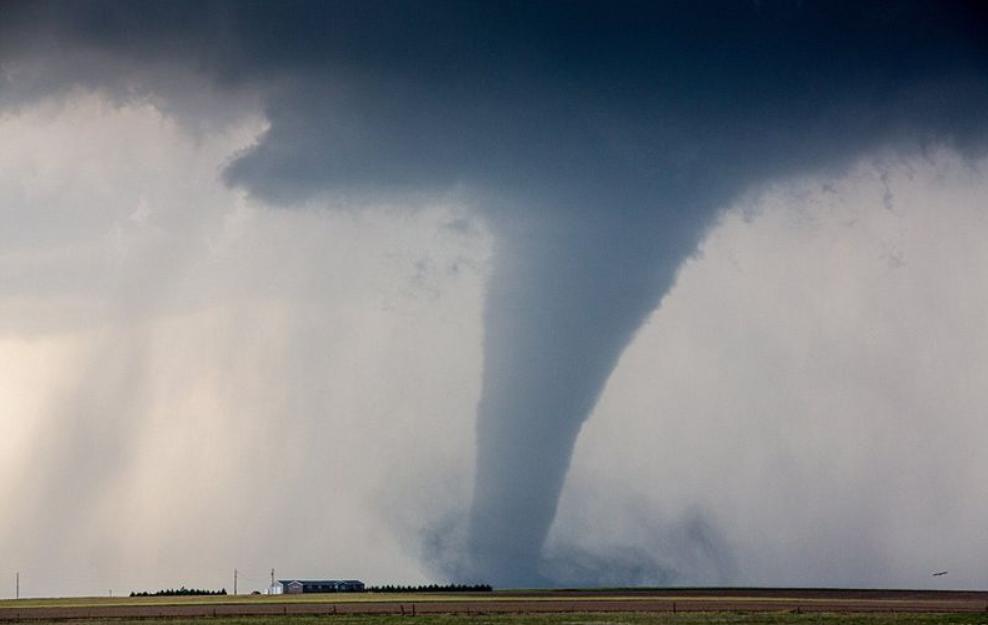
left=0, top=592, right=850, bottom=610
left=3, top=589, right=986, bottom=624
left=1, top=612, right=987, bottom=625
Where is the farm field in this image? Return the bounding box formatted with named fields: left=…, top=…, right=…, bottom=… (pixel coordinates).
left=2, top=610, right=988, bottom=625
left=2, top=589, right=988, bottom=622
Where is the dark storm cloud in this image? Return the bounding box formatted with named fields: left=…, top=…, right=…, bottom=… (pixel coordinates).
left=5, top=2, right=987, bottom=203
left=4, top=1, right=987, bottom=586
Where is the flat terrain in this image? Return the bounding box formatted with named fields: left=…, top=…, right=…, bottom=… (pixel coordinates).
left=5, top=613, right=988, bottom=625
left=2, top=589, right=988, bottom=622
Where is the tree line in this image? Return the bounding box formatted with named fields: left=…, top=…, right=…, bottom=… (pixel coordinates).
left=367, top=584, right=492, bottom=593
left=130, top=586, right=227, bottom=597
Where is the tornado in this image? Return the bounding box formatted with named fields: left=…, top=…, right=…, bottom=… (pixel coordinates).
left=467, top=207, right=713, bottom=585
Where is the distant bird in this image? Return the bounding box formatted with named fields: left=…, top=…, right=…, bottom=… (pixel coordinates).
left=933, top=571, right=948, bottom=577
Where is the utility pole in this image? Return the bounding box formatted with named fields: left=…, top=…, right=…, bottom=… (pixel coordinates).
left=15, top=572, right=19, bottom=600
left=233, top=569, right=238, bottom=595
left=270, top=568, right=275, bottom=588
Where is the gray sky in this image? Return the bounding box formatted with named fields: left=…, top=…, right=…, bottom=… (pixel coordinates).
left=1, top=1, right=987, bottom=595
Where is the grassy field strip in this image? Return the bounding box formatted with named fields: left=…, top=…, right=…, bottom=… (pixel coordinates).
left=2, top=611, right=988, bottom=625
left=0, top=594, right=969, bottom=612
left=0, top=595, right=962, bottom=610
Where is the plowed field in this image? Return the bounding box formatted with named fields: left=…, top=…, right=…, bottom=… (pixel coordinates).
left=2, top=588, right=987, bottom=621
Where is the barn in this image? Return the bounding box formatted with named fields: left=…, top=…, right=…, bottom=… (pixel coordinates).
left=274, top=579, right=365, bottom=594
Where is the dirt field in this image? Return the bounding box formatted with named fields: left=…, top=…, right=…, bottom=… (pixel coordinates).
left=2, top=589, right=988, bottom=621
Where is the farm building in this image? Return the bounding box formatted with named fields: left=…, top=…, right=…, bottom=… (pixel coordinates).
left=272, top=579, right=365, bottom=594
